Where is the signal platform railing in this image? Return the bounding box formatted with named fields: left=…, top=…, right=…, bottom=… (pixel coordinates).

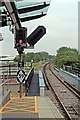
left=0, top=69, right=11, bottom=108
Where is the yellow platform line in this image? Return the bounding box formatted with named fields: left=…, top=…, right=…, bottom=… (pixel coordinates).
left=2, top=110, right=35, bottom=114
left=2, top=108, right=36, bottom=113
left=34, top=96, right=38, bottom=113
left=0, top=99, right=12, bottom=113
left=0, top=96, right=38, bottom=114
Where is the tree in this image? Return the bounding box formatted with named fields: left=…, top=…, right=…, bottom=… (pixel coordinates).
left=14, top=55, right=19, bottom=62
left=14, top=51, right=53, bottom=63
left=24, top=52, right=34, bottom=62
left=54, top=47, right=79, bottom=68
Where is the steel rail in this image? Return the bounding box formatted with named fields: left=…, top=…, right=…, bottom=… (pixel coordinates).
left=43, top=63, right=79, bottom=120
left=49, top=64, right=80, bottom=100
left=64, top=80, right=80, bottom=96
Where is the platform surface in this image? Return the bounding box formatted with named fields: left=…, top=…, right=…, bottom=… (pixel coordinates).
left=0, top=96, right=64, bottom=119
left=0, top=96, right=38, bottom=119
left=38, top=96, right=64, bottom=118
left=0, top=73, right=64, bottom=119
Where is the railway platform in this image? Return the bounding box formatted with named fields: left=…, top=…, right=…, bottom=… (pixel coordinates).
left=0, top=71, right=64, bottom=119
left=0, top=96, right=64, bottom=119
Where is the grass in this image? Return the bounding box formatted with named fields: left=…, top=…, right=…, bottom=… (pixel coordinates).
left=24, top=62, right=41, bottom=72
left=8, top=62, right=41, bottom=73
left=32, top=63, right=41, bottom=71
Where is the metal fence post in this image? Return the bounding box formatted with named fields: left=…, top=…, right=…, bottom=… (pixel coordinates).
left=2, top=72, right=4, bottom=95
left=6, top=69, right=8, bottom=91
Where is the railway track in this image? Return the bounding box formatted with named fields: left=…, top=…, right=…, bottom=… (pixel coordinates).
left=43, top=63, right=80, bottom=120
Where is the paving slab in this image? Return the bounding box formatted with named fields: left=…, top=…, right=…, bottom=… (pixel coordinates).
left=37, top=96, right=64, bottom=118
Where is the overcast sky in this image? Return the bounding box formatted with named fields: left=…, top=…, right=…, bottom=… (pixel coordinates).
left=0, top=0, right=79, bottom=56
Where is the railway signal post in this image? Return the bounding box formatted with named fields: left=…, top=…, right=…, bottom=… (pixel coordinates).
left=14, top=26, right=46, bottom=98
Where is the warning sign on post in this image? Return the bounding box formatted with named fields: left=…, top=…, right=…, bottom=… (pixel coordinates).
left=17, top=69, right=25, bottom=83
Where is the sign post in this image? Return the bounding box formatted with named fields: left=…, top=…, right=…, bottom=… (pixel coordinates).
left=20, top=83, right=22, bottom=98
left=17, top=68, right=25, bottom=98
left=17, top=53, right=25, bottom=98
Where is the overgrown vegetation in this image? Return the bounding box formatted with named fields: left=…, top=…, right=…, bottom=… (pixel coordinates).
left=54, top=47, right=79, bottom=69
left=14, top=47, right=80, bottom=71
left=14, top=51, right=54, bottom=63
left=14, top=51, right=54, bottom=72
left=24, top=62, right=41, bottom=72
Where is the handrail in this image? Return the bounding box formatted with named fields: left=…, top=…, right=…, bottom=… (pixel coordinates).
left=0, top=80, right=9, bottom=87
left=0, top=69, right=9, bottom=96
